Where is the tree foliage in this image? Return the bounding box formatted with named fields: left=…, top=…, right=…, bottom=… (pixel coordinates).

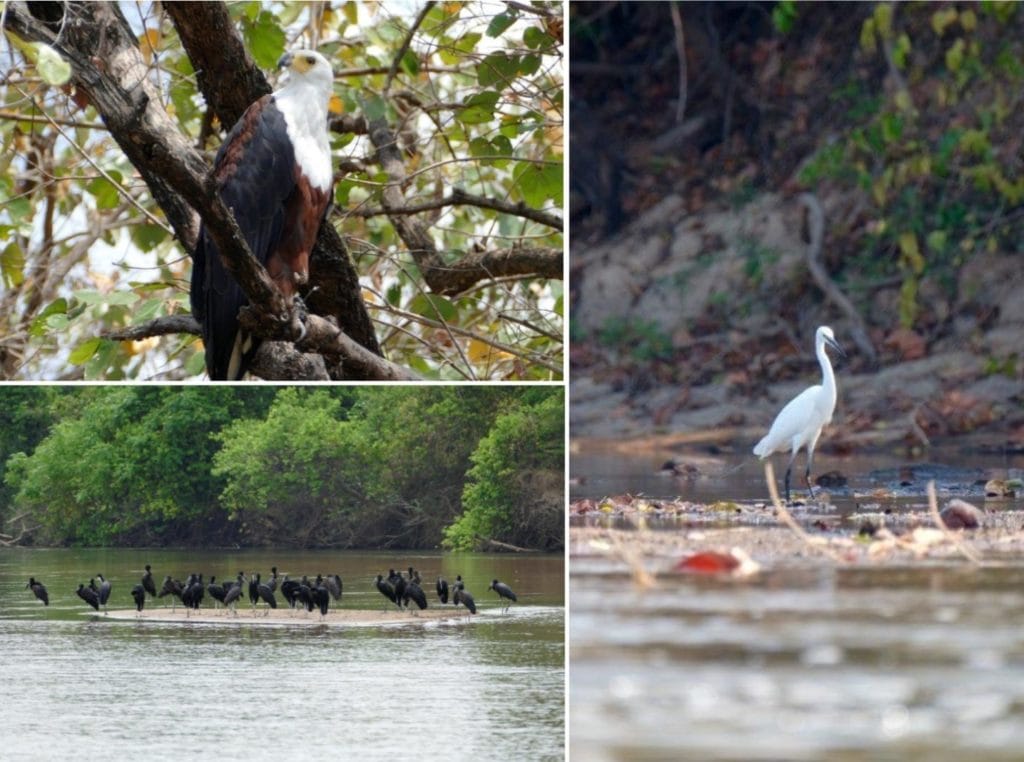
left=444, top=389, right=563, bottom=550
left=0, top=1, right=563, bottom=380
left=2, top=386, right=564, bottom=550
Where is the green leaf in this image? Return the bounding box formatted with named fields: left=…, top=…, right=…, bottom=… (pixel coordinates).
left=519, top=54, right=541, bottom=76
left=523, top=26, right=554, bottom=50
left=30, top=298, right=67, bottom=337
left=105, top=290, right=141, bottom=307
left=458, top=105, right=495, bottom=125
left=342, top=1, right=359, bottom=26
left=409, top=293, right=458, bottom=322
left=386, top=282, right=402, bottom=306
left=84, top=340, right=120, bottom=380
left=132, top=298, right=163, bottom=324
left=69, top=338, right=102, bottom=365
left=469, top=137, right=494, bottom=157
left=73, top=290, right=105, bottom=305
left=487, top=12, right=517, bottom=38
left=465, top=90, right=501, bottom=110
left=36, top=43, right=72, bottom=86
left=1, top=241, right=25, bottom=288
left=514, top=162, right=562, bottom=207
left=477, top=52, right=519, bottom=87
left=185, top=347, right=207, bottom=376
left=86, top=171, right=122, bottom=210
left=131, top=223, right=168, bottom=252
left=359, top=93, right=388, bottom=121
left=399, top=49, right=420, bottom=77
left=4, top=195, right=32, bottom=223
left=244, top=11, right=286, bottom=70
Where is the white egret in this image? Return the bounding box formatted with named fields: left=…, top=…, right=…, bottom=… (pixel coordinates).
left=754, top=326, right=845, bottom=503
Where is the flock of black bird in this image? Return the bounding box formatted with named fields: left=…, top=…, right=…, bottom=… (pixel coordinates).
left=25, top=564, right=519, bottom=620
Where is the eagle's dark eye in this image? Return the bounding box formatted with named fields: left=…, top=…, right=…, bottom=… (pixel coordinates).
left=306, top=56, right=316, bottom=65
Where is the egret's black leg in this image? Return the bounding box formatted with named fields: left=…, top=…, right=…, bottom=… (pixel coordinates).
left=784, top=450, right=798, bottom=503
left=806, top=448, right=816, bottom=501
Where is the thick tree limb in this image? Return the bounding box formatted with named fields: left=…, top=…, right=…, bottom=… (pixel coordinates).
left=432, top=246, right=562, bottom=296
left=106, top=310, right=410, bottom=381
left=105, top=315, right=201, bottom=340
left=163, top=2, right=271, bottom=129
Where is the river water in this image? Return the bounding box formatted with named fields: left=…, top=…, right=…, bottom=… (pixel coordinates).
left=571, top=444, right=1024, bottom=760
left=1, top=548, right=564, bottom=761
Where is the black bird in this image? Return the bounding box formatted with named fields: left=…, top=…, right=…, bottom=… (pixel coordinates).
left=392, top=573, right=407, bottom=609
left=96, top=574, right=112, bottom=613
left=248, top=573, right=260, bottom=610
left=294, top=578, right=315, bottom=613
left=27, top=577, right=49, bottom=606
left=375, top=574, right=397, bottom=610
left=223, top=573, right=245, bottom=615
left=266, top=566, right=279, bottom=593
left=453, top=588, right=476, bottom=615
left=489, top=579, right=517, bottom=613
left=325, top=574, right=342, bottom=602
left=403, top=579, right=428, bottom=613
left=158, top=575, right=184, bottom=611
left=280, top=576, right=300, bottom=610
left=181, top=574, right=205, bottom=614
left=257, top=575, right=277, bottom=614
left=142, top=564, right=157, bottom=598
left=207, top=576, right=227, bottom=609
left=453, top=575, right=465, bottom=593
left=312, top=580, right=330, bottom=620
left=436, top=577, right=449, bottom=604
left=131, top=584, right=146, bottom=613
left=407, top=566, right=421, bottom=585
left=76, top=583, right=100, bottom=611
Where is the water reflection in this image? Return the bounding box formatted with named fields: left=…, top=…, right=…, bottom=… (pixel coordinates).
left=572, top=559, right=1024, bottom=759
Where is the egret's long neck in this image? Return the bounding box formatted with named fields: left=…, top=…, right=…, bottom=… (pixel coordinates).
left=817, top=336, right=837, bottom=403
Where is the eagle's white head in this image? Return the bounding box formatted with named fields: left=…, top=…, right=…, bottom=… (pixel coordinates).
left=276, top=49, right=333, bottom=96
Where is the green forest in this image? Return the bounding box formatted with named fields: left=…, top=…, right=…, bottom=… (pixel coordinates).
left=0, top=386, right=563, bottom=551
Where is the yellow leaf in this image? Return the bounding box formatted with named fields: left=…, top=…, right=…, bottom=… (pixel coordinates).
left=859, top=18, right=877, bottom=55
left=960, top=9, right=977, bottom=31
left=467, top=339, right=513, bottom=365
left=930, top=7, right=958, bottom=36
left=328, top=94, right=344, bottom=115
left=874, top=3, right=893, bottom=39
left=139, top=28, right=161, bottom=64
left=898, top=231, right=925, bottom=274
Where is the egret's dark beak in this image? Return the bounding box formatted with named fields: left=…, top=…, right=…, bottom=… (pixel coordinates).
left=277, top=52, right=294, bottom=69
left=826, top=335, right=846, bottom=359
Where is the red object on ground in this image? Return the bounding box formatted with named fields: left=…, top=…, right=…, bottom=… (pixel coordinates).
left=674, top=551, right=740, bottom=574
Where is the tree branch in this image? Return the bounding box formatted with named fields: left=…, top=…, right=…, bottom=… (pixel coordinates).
left=432, top=246, right=562, bottom=296
left=383, top=1, right=436, bottom=95
left=354, top=186, right=563, bottom=229
left=105, top=315, right=201, bottom=340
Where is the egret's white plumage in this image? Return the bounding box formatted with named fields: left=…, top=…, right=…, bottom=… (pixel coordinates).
left=754, top=325, right=845, bottom=502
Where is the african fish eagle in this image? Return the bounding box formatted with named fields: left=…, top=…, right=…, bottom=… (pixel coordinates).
left=190, top=49, right=334, bottom=380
